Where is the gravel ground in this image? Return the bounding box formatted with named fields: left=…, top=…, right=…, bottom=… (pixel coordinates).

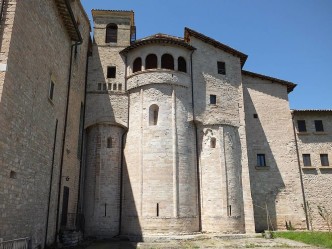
left=84, top=235, right=323, bottom=249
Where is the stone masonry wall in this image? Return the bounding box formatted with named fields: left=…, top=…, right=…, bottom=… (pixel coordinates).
left=243, top=75, right=306, bottom=232
left=0, top=0, right=89, bottom=247
left=293, top=111, right=332, bottom=230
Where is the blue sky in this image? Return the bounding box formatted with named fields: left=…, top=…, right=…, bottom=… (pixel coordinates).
left=81, top=0, right=332, bottom=110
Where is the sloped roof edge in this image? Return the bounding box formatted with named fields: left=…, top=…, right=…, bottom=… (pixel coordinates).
left=242, top=70, right=297, bottom=93
left=184, top=27, right=248, bottom=67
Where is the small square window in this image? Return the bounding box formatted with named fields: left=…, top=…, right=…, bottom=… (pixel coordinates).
left=315, top=120, right=324, bottom=132
left=297, top=120, right=306, bottom=132
left=253, top=114, right=258, bottom=119
left=302, top=154, right=311, bottom=166
left=107, top=66, right=116, bottom=78
left=49, top=80, right=55, bottom=101
left=217, top=61, right=226, bottom=75
left=320, top=154, right=329, bottom=166
left=210, top=95, right=216, bottom=105
left=257, top=154, right=266, bottom=167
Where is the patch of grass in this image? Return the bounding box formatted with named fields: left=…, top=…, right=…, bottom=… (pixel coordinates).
left=275, top=231, right=332, bottom=248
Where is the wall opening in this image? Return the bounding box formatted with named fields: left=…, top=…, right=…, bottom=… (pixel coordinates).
left=210, top=137, right=216, bottom=148
left=133, top=57, right=142, bottom=73
left=161, top=54, right=174, bottom=70
left=105, top=23, right=118, bottom=43
left=178, top=56, right=187, bottom=72
left=145, top=54, right=158, bottom=69
left=156, top=203, right=159, bottom=217
left=149, top=104, right=159, bottom=125
left=107, top=137, right=112, bottom=148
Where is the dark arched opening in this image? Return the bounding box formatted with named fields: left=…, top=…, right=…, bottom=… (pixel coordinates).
left=133, top=57, right=142, bottom=73
left=161, top=54, right=174, bottom=70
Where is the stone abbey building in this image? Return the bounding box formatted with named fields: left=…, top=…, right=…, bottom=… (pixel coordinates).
left=0, top=1, right=331, bottom=248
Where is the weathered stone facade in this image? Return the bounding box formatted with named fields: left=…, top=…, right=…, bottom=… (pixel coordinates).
left=1, top=4, right=332, bottom=248
left=0, top=0, right=90, bottom=248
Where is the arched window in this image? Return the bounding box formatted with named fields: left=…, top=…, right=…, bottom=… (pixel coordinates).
left=149, top=104, right=159, bottom=126
left=161, top=54, right=174, bottom=70
left=178, top=57, right=187, bottom=73
left=105, top=23, right=117, bottom=43
left=107, top=137, right=112, bottom=148
left=133, top=57, right=142, bottom=73
left=145, top=54, right=157, bottom=69
left=210, top=137, right=216, bottom=148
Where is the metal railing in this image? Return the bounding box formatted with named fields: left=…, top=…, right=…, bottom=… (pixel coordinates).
left=0, top=238, right=30, bottom=249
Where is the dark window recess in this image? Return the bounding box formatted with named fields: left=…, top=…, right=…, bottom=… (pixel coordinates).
left=161, top=54, right=174, bottom=70
left=107, top=137, right=112, bottom=148
left=49, top=80, right=55, bottom=101
left=133, top=57, right=142, bottom=73
left=61, top=186, right=69, bottom=226
left=257, top=154, right=266, bottom=167
left=145, top=54, right=158, bottom=69
left=253, top=114, right=258, bottom=119
left=297, top=120, right=307, bottom=132
left=156, top=203, right=159, bottom=217
left=108, top=83, right=112, bottom=89
left=10, top=170, right=17, bottom=179
left=210, top=137, right=216, bottom=148
left=320, top=154, right=330, bottom=166
left=149, top=104, right=159, bottom=126
left=103, top=84, right=107, bottom=91
left=107, top=66, right=116, bottom=78
left=113, top=84, right=117, bottom=91
left=302, top=154, right=311, bottom=166
left=98, top=83, right=102, bottom=90
left=315, top=120, right=324, bottom=132
left=105, top=23, right=117, bottom=43
left=217, top=61, right=226, bottom=75
left=178, top=57, right=187, bottom=72
left=210, top=95, right=216, bottom=105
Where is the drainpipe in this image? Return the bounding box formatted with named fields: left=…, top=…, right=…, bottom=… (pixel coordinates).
left=44, top=119, right=58, bottom=248
left=118, top=55, right=129, bottom=236
left=55, top=0, right=83, bottom=243
left=190, top=49, right=202, bottom=232
left=291, top=112, right=309, bottom=230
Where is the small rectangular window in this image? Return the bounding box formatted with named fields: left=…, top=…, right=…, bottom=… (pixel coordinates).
left=113, top=84, right=117, bottom=91
left=210, top=95, right=216, bottom=105
left=302, top=154, right=311, bottom=166
left=103, top=83, right=107, bottom=91
left=257, top=154, right=266, bottom=167
left=297, top=120, right=306, bottom=132
left=320, top=154, right=329, bottom=166
left=315, top=120, right=324, bottom=132
left=217, top=61, right=226, bottom=75
left=253, top=114, right=258, bottom=119
left=98, top=83, right=102, bottom=90
left=118, top=84, right=122, bottom=91
left=107, top=66, right=116, bottom=78
left=49, top=80, right=55, bottom=101
left=108, top=83, right=112, bottom=90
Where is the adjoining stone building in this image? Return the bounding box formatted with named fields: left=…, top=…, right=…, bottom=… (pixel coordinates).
left=0, top=3, right=331, bottom=248
left=0, top=0, right=90, bottom=248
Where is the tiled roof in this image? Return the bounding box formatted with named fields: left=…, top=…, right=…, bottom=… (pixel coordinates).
left=292, top=109, right=332, bottom=112
left=120, top=33, right=196, bottom=54
left=242, top=70, right=297, bottom=93
left=184, top=27, right=248, bottom=67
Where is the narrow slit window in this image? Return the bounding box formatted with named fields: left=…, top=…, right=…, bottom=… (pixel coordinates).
left=108, top=83, right=112, bottom=90
left=118, top=84, right=122, bottom=91
left=107, top=137, right=112, bottom=148
left=257, top=154, right=266, bottom=167
left=113, top=84, right=117, bottom=91
left=210, top=137, right=216, bottom=148
left=156, top=203, right=159, bottom=217
left=98, top=83, right=102, bottom=91
left=103, top=84, right=107, bottom=91
left=149, top=104, right=159, bottom=126
left=49, top=80, right=55, bottom=101
left=302, top=154, right=311, bottom=166
left=315, top=120, right=324, bottom=132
